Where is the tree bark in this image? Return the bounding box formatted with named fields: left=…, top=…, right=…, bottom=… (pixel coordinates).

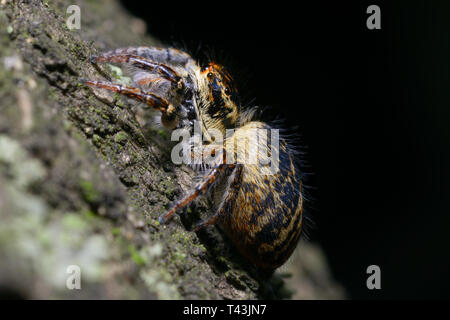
left=0, top=0, right=345, bottom=299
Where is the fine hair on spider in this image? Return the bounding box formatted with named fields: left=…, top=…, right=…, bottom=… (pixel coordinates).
left=81, top=45, right=313, bottom=272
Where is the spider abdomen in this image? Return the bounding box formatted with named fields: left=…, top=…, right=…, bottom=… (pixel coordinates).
left=216, top=122, right=304, bottom=270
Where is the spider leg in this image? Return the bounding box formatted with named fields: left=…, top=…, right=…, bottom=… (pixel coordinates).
left=192, top=214, right=219, bottom=232
left=136, top=76, right=170, bottom=87
left=92, top=47, right=193, bottom=66
left=130, top=57, right=183, bottom=87
left=192, top=165, right=243, bottom=232
left=80, top=79, right=169, bottom=112
left=159, top=157, right=235, bottom=224
left=92, top=53, right=182, bottom=86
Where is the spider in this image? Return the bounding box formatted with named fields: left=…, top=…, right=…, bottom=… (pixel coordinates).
left=81, top=46, right=307, bottom=271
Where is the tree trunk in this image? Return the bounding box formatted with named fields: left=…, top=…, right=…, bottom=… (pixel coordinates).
left=0, top=0, right=345, bottom=299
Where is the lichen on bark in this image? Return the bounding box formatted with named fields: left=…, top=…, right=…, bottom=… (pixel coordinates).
left=0, top=0, right=345, bottom=299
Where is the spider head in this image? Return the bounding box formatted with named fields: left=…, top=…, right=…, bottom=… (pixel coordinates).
left=200, top=62, right=239, bottom=129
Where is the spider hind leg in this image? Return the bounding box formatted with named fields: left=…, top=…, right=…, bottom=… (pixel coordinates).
left=192, top=165, right=243, bottom=232
left=159, top=160, right=235, bottom=225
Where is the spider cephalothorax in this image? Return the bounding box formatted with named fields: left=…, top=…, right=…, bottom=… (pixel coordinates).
left=196, top=61, right=240, bottom=139
left=81, top=46, right=307, bottom=271
left=201, top=62, right=239, bottom=125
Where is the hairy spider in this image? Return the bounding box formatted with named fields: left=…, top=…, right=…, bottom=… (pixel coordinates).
left=81, top=46, right=307, bottom=271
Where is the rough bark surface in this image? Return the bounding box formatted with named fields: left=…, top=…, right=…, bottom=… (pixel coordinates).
left=0, top=0, right=345, bottom=299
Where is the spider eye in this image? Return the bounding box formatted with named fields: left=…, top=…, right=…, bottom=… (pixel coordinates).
left=225, top=87, right=231, bottom=95
left=207, top=72, right=213, bottom=79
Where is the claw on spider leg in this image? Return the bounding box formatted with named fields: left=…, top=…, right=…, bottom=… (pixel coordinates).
left=158, top=208, right=176, bottom=225
left=158, top=190, right=199, bottom=225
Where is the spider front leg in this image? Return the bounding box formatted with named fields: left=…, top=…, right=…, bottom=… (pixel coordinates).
left=91, top=51, right=183, bottom=88
left=159, top=156, right=236, bottom=225
left=91, top=47, right=193, bottom=66
left=79, top=79, right=170, bottom=112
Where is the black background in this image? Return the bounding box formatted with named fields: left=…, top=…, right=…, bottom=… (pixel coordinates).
left=120, top=0, right=450, bottom=299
